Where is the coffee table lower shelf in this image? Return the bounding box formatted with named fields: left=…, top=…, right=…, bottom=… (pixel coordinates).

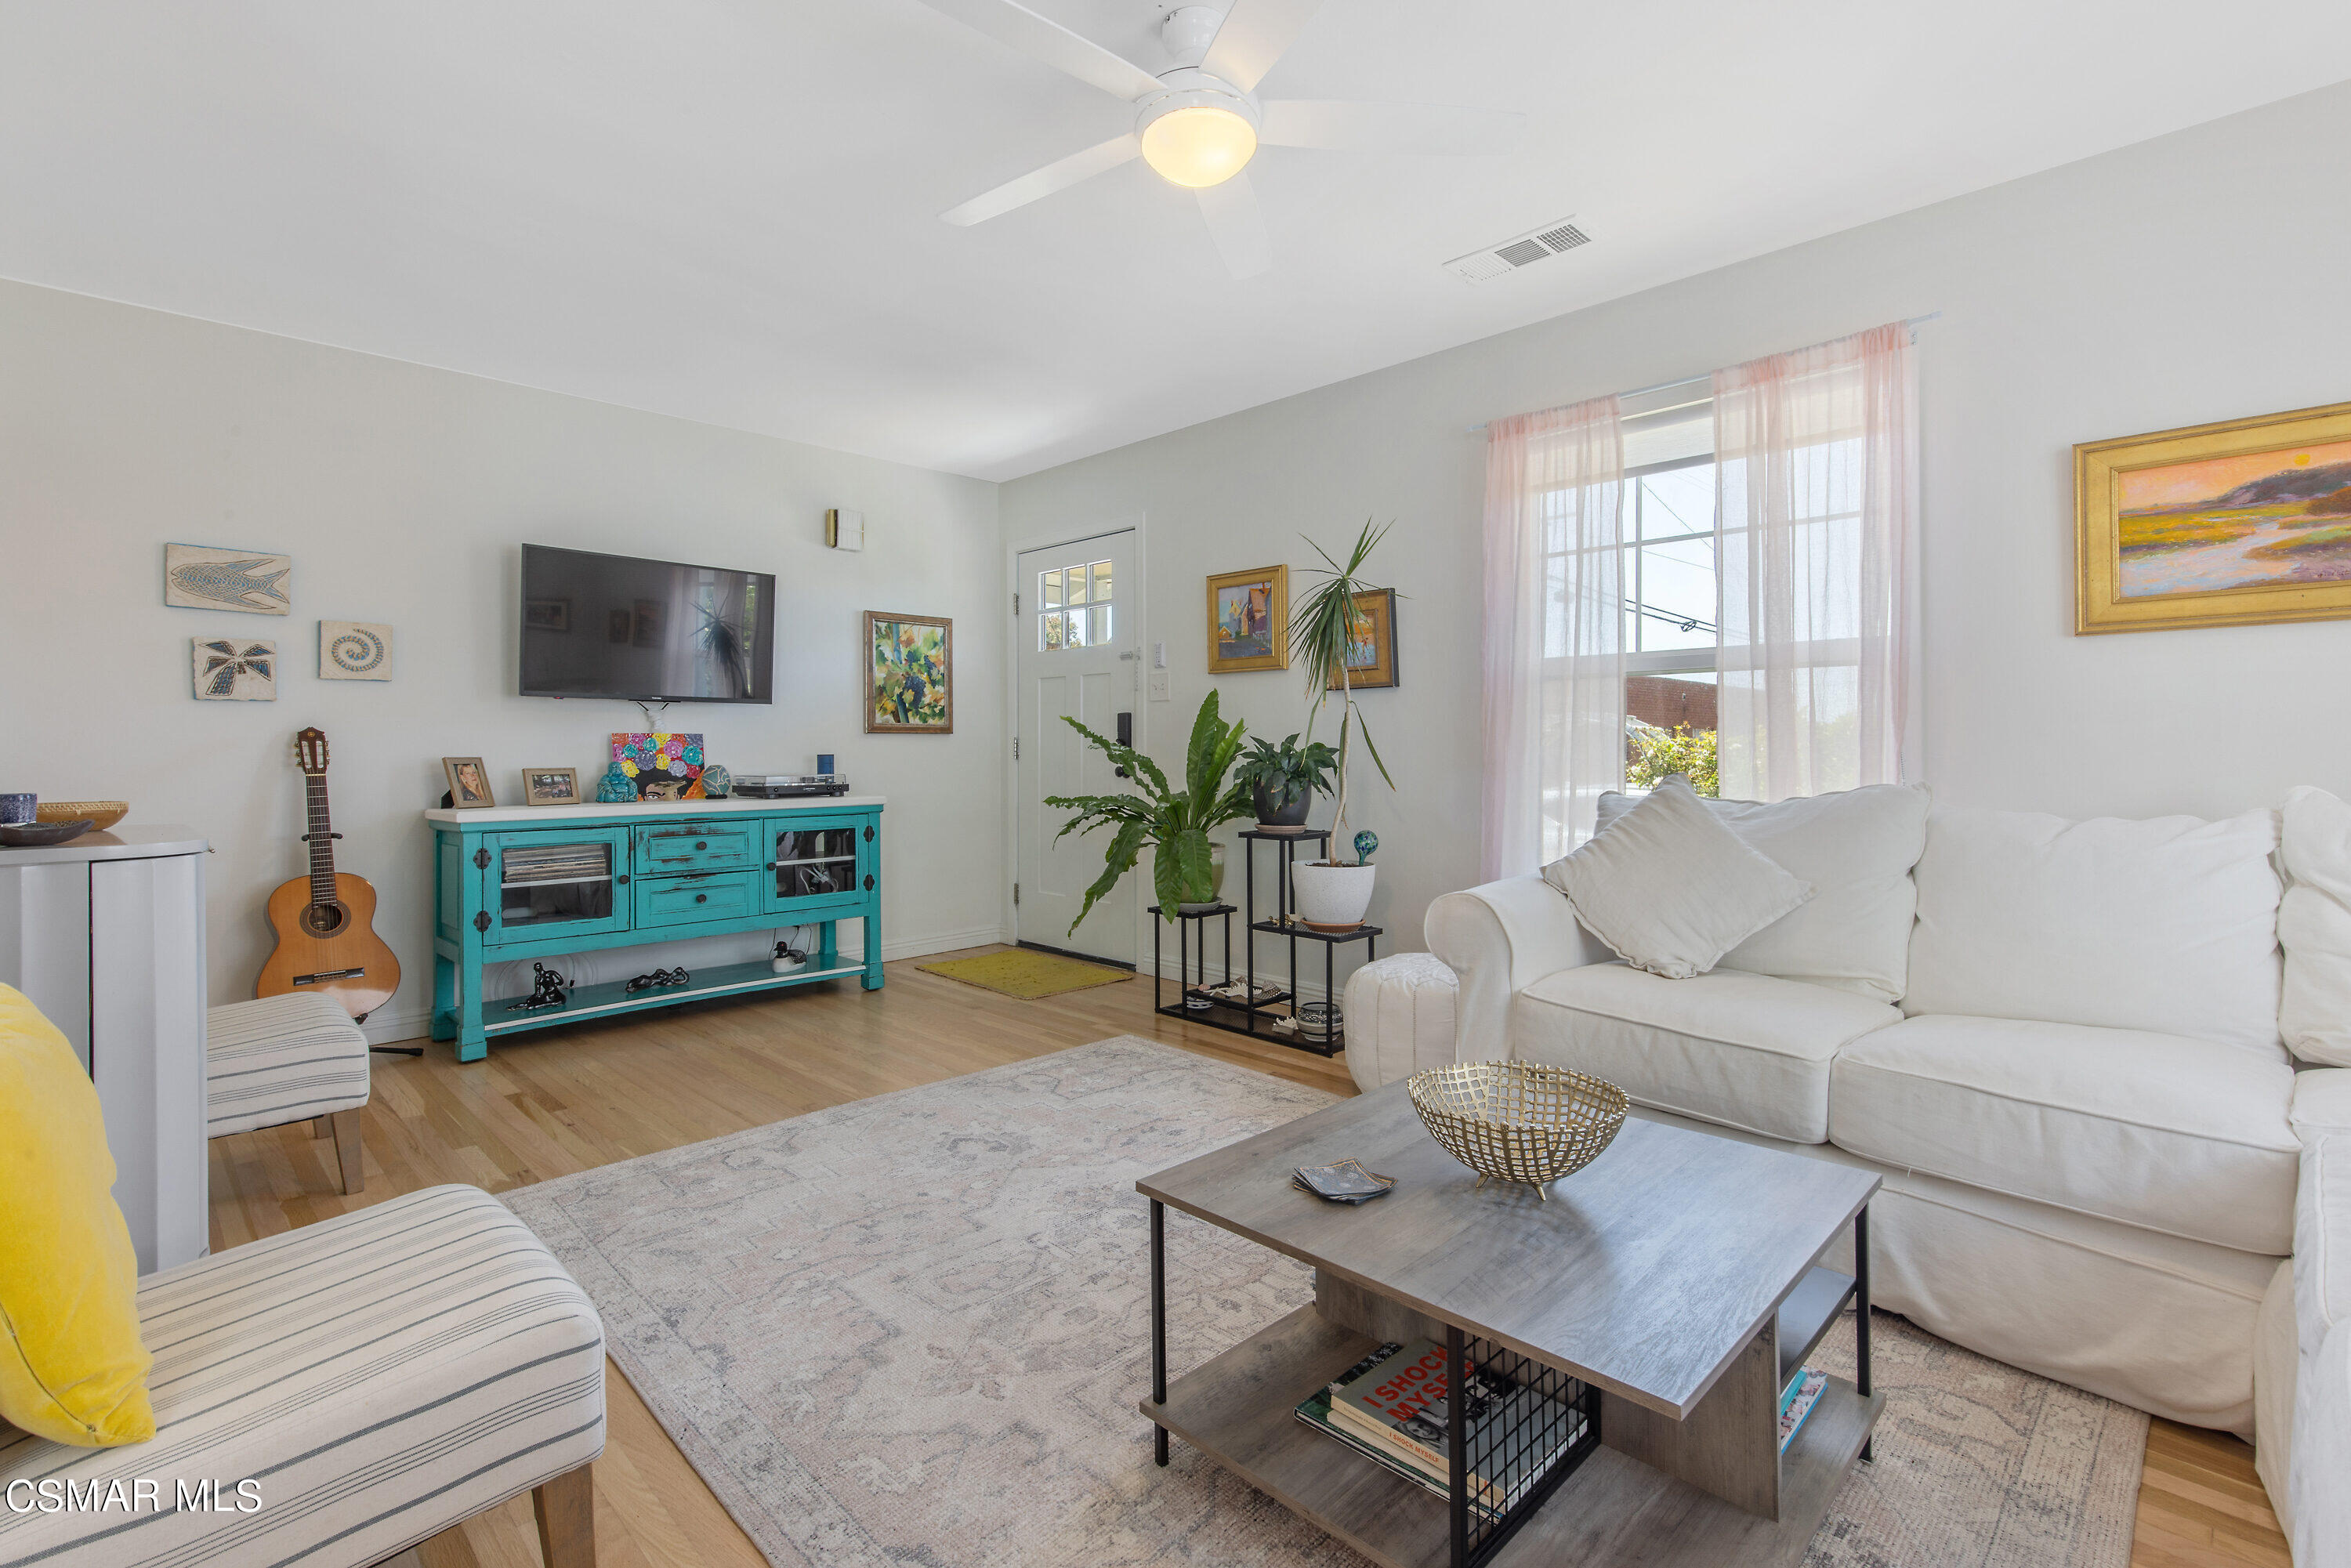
left=1143, top=1305, right=1882, bottom=1568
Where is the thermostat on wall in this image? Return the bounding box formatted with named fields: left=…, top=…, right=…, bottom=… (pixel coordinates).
left=826, top=509, right=865, bottom=551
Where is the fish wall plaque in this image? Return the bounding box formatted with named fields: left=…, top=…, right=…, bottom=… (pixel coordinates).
left=165, top=543, right=292, bottom=614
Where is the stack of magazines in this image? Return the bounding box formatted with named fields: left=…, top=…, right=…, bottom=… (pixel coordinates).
left=1778, top=1367, right=1827, bottom=1451
left=1293, top=1341, right=1585, bottom=1519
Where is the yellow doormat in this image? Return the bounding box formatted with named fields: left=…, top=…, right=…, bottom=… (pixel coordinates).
left=916, top=949, right=1136, bottom=1000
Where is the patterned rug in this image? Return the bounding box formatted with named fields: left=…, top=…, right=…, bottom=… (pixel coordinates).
left=502, top=1037, right=2146, bottom=1568
left=914, top=947, right=1136, bottom=998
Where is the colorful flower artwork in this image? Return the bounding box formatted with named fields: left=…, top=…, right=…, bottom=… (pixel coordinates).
left=609, top=732, right=707, bottom=800
left=864, top=612, right=954, bottom=733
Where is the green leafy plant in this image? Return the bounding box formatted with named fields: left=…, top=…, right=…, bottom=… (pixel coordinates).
left=1233, top=733, right=1339, bottom=816
left=1045, top=690, right=1251, bottom=932
left=1627, top=722, right=1719, bottom=798
left=1291, top=519, right=1396, bottom=860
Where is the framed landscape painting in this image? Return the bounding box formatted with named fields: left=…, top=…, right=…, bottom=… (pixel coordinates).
left=866, top=612, right=953, bottom=733
left=2078, top=399, right=2351, bottom=633
left=1206, top=565, right=1288, bottom=672
left=1329, top=588, right=1397, bottom=690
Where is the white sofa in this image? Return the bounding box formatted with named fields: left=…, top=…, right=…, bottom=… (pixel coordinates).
left=1415, top=784, right=2351, bottom=1551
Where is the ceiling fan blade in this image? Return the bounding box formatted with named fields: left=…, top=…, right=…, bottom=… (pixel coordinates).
left=1199, top=0, right=1327, bottom=93
left=1196, top=174, right=1272, bottom=280
left=943, top=133, right=1142, bottom=225
left=912, top=0, right=1165, bottom=101
left=1257, top=100, right=1529, bottom=155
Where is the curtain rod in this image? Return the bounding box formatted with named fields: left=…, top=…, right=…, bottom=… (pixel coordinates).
left=1464, top=311, right=1941, bottom=434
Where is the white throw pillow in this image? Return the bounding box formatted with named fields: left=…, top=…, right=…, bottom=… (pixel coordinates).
left=1542, top=777, right=1813, bottom=980
left=2281, top=786, right=2351, bottom=1068
left=1903, top=805, right=2283, bottom=1055
left=1594, top=783, right=1929, bottom=1002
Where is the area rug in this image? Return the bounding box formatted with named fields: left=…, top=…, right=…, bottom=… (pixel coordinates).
left=914, top=947, right=1135, bottom=998
left=502, top=1037, right=2147, bottom=1568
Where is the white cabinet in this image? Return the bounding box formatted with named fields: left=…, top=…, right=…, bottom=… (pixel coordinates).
left=0, top=827, right=208, bottom=1273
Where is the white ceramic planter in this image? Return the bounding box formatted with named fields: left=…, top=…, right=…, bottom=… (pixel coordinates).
left=1177, top=842, right=1229, bottom=914
left=1292, top=860, right=1376, bottom=929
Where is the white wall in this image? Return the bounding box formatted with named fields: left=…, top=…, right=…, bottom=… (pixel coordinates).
left=1001, top=81, right=2351, bottom=961
left=0, top=282, right=1005, bottom=1041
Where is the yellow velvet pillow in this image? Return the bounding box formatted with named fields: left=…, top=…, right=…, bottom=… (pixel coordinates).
left=0, top=983, right=155, bottom=1445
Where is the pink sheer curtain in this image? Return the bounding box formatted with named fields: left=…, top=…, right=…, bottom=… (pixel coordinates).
left=1713, top=323, right=1914, bottom=802
left=1482, top=396, right=1626, bottom=880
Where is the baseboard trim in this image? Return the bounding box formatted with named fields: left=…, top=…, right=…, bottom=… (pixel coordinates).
left=358, top=925, right=1017, bottom=1047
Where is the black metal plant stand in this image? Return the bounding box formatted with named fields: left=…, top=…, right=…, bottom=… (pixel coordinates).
left=1147, top=828, right=1380, bottom=1058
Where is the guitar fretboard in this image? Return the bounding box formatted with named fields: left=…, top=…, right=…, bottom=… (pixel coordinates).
left=305, top=773, right=337, bottom=906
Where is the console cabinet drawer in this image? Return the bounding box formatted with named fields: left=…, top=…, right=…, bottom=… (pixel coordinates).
left=634, top=870, right=762, bottom=928
left=636, top=821, right=756, bottom=875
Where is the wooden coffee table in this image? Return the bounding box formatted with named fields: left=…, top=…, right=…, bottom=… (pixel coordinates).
left=1137, top=1081, right=1882, bottom=1568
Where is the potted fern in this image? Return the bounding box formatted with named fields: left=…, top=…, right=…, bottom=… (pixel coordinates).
left=1288, top=520, right=1395, bottom=929
left=1044, top=690, right=1250, bottom=932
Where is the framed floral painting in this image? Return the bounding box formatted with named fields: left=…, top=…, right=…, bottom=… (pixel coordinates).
left=866, top=612, right=953, bottom=733
left=2078, top=398, right=2351, bottom=633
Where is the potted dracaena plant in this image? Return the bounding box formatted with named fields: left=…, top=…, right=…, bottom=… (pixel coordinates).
left=1044, top=690, right=1251, bottom=932
left=1233, top=733, right=1339, bottom=834
left=1288, top=519, right=1396, bottom=929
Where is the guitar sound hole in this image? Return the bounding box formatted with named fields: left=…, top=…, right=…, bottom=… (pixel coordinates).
left=303, top=902, right=350, bottom=938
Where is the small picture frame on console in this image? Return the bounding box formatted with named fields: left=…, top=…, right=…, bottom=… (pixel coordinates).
left=442, top=757, right=495, bottom=809
left=523, top=767, right=579, bottom=806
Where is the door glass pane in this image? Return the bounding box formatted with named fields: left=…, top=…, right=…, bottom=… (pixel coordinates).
left=498, top=840, right=614, bottom=928
left=1066, top=566, right=1089, bottom=605
left=1091, top=559, right=1114, bottom=602
left=1041, top=611, right=1065, bottom=650
left=1040, top=570, right=1062, bottom=609
left=1064, top=606, right=1089, bottom=646
left=1089, top=605, right=1112, bottom=645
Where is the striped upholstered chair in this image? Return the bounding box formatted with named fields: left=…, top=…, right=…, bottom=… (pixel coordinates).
left=0, top=1184, right=605, bottom=1566
left=205, top=993, right=372, bottom=1193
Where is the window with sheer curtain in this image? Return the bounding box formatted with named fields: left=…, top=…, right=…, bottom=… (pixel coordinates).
left=1482, top=323, right=1916, bottom=878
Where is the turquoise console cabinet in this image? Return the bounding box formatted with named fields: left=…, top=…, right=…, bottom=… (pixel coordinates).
left=427, top=796, right=884, bottom=1061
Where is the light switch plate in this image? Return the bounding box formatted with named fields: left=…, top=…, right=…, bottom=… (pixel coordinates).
left=1153, top=640, right=1168, bottom=669
left=1148, top=670, right=1172, bottom=702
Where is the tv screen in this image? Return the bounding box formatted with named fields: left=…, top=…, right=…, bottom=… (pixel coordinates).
left=519, top=544, right=775, bottom=704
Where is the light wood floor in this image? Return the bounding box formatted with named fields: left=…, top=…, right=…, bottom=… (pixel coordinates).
left=207, top=946, right=2286, bottom=1568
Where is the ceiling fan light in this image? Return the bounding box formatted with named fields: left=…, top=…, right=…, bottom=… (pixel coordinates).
left=1139, top=105, right=1258, bottom=189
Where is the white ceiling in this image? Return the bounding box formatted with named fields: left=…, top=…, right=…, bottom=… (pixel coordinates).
left=2, top=2, right=2345, bottom=481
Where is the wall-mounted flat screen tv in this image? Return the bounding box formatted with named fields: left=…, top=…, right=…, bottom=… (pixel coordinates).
left=519, top=544, right=775, bottom=704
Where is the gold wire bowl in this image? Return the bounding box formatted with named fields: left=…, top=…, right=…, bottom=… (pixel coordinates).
left=37, top=801, right=129, bottom=831
left=1407, top=1060, right=1628, bottom=1200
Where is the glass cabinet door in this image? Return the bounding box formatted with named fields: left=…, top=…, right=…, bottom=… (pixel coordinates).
left=767, top=821, right=864, bottom=911
left=487, top=829, right=632, bottom=943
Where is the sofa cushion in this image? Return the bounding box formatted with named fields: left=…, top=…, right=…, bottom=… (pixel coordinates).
left=1902, top=806, right=2283, bottom=1054
left=1543, top=777, right=1813, bottom=980
left=1595, top=783, right=1929, bottom=1002
left=2281, top=786, right=2351, bottom=1067
left=2299, top=1135, right=2351, bottom=1363
left=2294, top=1069, right=2351, bottom=1141
left=1831, top=1014, right=2298, bottom=1253
left=1514, top=961, right=1899, bottom=1143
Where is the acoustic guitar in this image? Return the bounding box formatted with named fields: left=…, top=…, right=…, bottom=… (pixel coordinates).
left=255, top=727, right=401, bottom=1023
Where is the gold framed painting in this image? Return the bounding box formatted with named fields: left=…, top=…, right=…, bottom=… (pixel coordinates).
left=1206, top=565, right=1289, bottom=673
left=865, top=611, right=954, bottom=733
left=1328, top=588, right=1398, bottom=690
left=2077, top=398, right=2351, bottom=634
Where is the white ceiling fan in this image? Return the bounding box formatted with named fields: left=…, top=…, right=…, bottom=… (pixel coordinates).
left=916, top=0, right=1527, bottom=278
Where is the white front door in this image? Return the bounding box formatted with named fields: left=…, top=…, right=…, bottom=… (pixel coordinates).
left=1016, top=531, right=1138, bottom=962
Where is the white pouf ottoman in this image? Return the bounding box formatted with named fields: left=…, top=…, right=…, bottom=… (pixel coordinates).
left=1342, top=951, right=1464, bottom=1092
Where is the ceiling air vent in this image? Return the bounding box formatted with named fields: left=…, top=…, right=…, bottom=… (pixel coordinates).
left=1444, top=217, right=1592, bottom=283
